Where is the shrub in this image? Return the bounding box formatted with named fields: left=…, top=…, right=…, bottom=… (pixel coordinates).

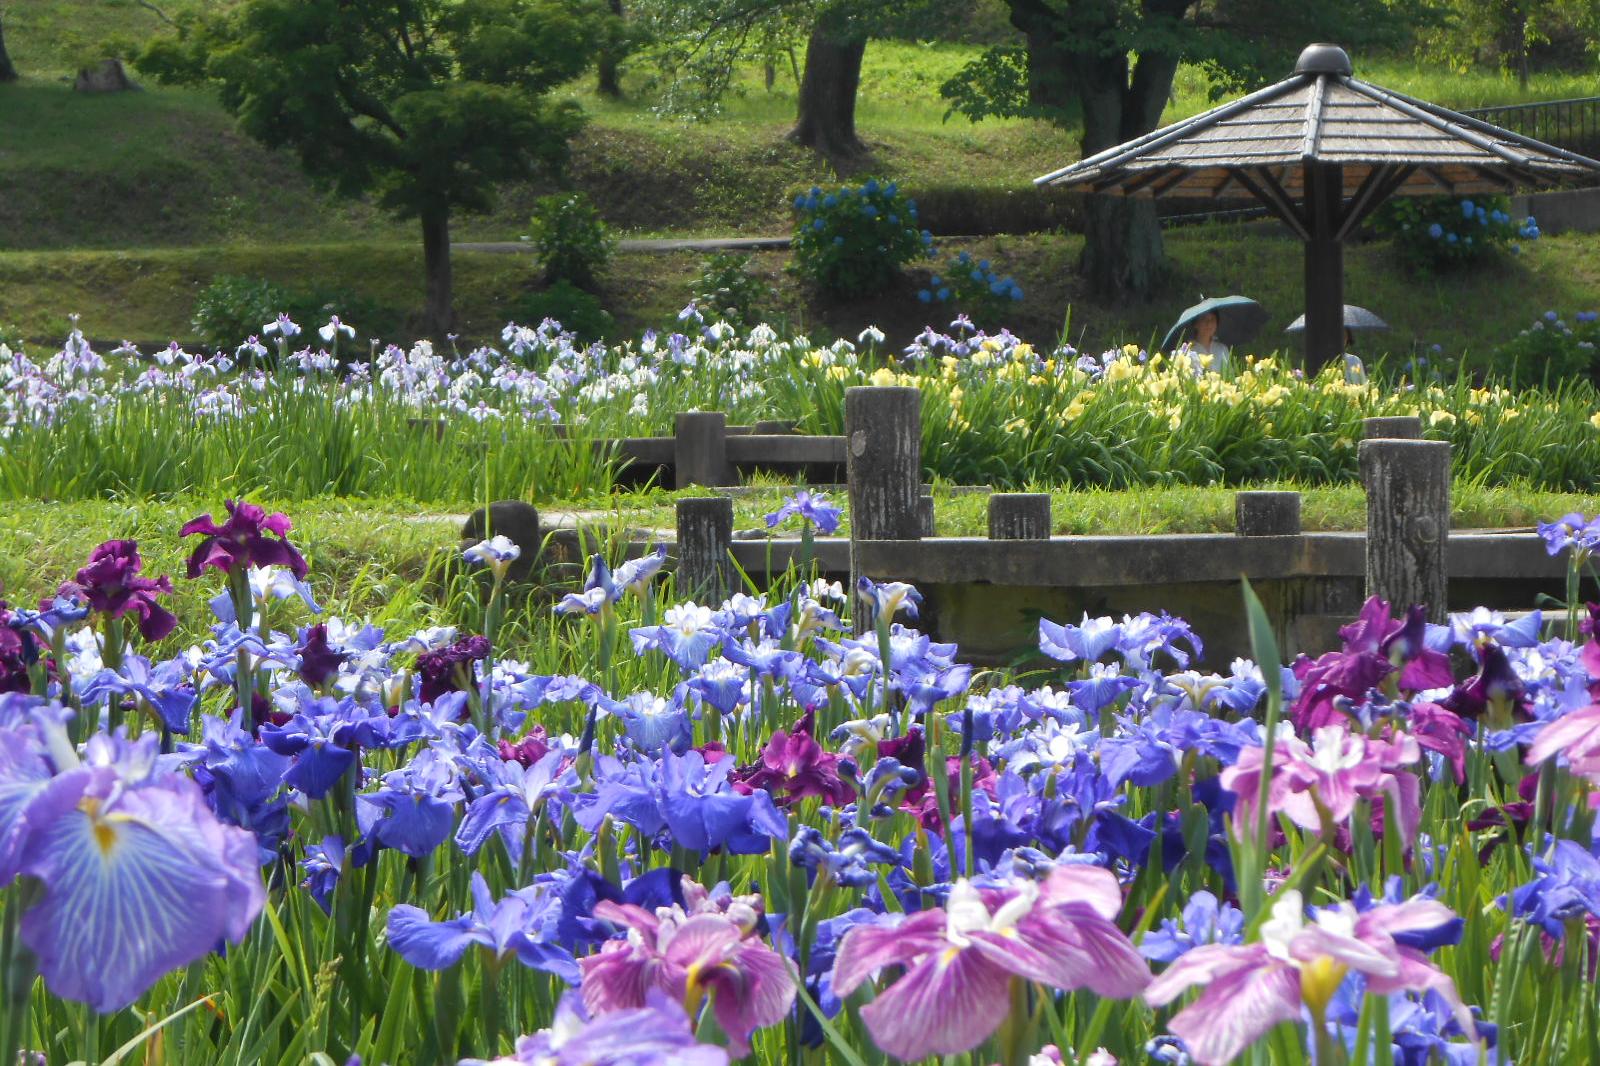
left=192, top=276, right=383, bottom=352
left=515, top=280, right=615, bottom=344
left=527, top=192, right=613, bottom=291
left=1489, top=309, right=1600, bottom=387
left=692, top=253, right=774, bottom=327
left=1371, top=195, right=1538, bottom=272
left=916, top=249, right=1023, bottom=328
left=790, top=178, right=933, bottom=295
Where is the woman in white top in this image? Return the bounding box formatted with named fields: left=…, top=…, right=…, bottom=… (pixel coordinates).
left=1183, top=311, right=1231, bottom=369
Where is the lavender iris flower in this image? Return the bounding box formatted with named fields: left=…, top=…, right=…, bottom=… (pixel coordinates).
left=1, top=718, right=264, bottom=1012
left=78, top=653, right=197, bottom=734
left=461, top=989, right=728, bottom=1066
left=764, top=490, right=843, bottom=534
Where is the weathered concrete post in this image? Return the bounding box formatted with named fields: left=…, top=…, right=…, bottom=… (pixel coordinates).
left=1363, top=415, right=1422, bottom=440
left=1235, top=491, right=1302, bottom=537
left=1360, top=439, right=1451, bottom=621
left=988, top=493, right=1052, bottom=540
left=675, top=497, right=734, bottom=603
left=675, top=411, right=729, bottom=488
left=846, top=386, right=922, bottom=631
left=461, top=501, right=541, bottom=580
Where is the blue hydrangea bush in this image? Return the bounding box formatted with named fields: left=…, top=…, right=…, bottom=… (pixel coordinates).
left=790, top=179, right=935, bottom=295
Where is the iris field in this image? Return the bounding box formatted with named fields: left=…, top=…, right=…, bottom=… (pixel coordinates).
left=7, top=315, right=1600, bottom=1065
left=9, top=315, right=1600, bottom=504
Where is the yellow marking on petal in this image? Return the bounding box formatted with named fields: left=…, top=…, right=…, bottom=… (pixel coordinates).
left=1299, top=956, right=1348, bottom=1016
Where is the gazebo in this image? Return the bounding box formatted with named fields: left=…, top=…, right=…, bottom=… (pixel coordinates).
left=1035, top=43, right=1600, bottom=369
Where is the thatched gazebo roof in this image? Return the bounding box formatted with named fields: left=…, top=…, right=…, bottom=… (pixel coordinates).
left=1036, top=44, right=1600, bottom=367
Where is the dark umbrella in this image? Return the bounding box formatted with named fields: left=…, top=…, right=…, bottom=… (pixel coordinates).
left=1284, top=305, right=1389, bottom=333
left=1161, top=295, right=1269, bottom=353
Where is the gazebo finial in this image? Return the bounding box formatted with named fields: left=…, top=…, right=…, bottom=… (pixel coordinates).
left=1294, top=43, right=1352, bottom=77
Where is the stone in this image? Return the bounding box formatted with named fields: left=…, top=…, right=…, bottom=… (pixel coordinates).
left=74, top=58, right=141, bottom=93
left=461, top=500, right=541, bottom=580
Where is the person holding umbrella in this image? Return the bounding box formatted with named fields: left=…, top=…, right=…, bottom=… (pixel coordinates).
left=1162, top=295, right=1269, bottom=371
left=1285, top=304, right=1390, bottom=384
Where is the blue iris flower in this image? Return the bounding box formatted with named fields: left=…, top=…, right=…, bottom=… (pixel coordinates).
left=789, top=825, right=901, bottom=887
left=455, top=749, right=576, bottom=859
left=388, top=871, right=577, bottom=983
left=1505, top=839, right=1600, bottom=936
left=574, top=750, right=787, bottom=857
left=1428, top=223, right=1444, bottom=239
left=601, top=690, right=694, bottom=755
left=1140, top=890, right=1245, bottom=963
left=1039, top=614, right=1123, bottom=664
left=554, top=866, right=685, bottom=948
left=79, top=654, right=198, bottom=735
left=356, top=749, right=462, bottom=858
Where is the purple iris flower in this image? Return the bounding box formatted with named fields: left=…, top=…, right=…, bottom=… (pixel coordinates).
left=2, top=721, right=264, bottom=1012
left=180, top=499, right=309, bottom=580
left=300, top=834, right=348, bottom=913
left=463, top=989, right=729, bottom=1066
left=456, top=749, right=577, bottom=859
left=59, top=539, right=177, bottom=642
left=296, top=623, right=346, bottom=688
left=1538, top=512, right=1600, bottom=559
left=1141, top=891, right=1246, bottom=963
left=764, top=490, right=843, bottom=534
left=388, top=871, right=577, bottom=983
left=356, top=749, right=463, bottom=857
left=732, top=711, right=854, bottom=807
left=416, top=634, right=491, bottom=706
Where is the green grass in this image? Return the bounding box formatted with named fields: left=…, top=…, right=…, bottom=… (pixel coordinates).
left=7, top=228, right=1599, bottom=362
left=3, top=20, right=1597, bottom=251
left=2, top=481, right=1590, bottom=623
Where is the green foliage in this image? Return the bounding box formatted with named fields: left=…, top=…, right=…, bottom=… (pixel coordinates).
left=514, top=278, right=615, bottom=341
left=790, top=178, right=932, bottom=295
left=527, top=192, right=613, bottom=290
left=191, top=274, right=383, bottom=351
left=1418, top=0, right=1600, bottom=78
left=1371, top=195, right=1537, bottom=273
left=1490, top=308, right=1600, bottom=388
left=691, top=252, right=774, bottom=326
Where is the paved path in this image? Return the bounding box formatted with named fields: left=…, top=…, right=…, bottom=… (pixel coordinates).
left=454, top=236, right=790, bottom=255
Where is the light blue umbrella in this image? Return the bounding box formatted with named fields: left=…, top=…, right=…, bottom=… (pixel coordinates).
left=1160, top=295, right=1269, bottom=353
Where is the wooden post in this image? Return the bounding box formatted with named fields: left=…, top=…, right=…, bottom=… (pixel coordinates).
left=1363, top=415, right=1422, bottom=440
left=460, top=501, right=541, bottom=580
left=919, top=495, right=935, bottom=537
left=1235, top=491, right=1302, bottom=537
left=846, top=386, right=922, bottom=631
left=675, top=497, right=734, bottom=603
left=1303, top=160, right=1345, bottom=374
left=675, top=412, right=729, bottom=488
left=988, top=493, right=1052, bottom=540
left=1360, top=439, right=1450, bottom=621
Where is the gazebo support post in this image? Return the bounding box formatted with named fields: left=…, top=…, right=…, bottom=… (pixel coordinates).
left=1304, top=160, right=1345, bottom=373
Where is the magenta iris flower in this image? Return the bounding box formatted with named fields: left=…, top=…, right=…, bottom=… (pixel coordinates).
left=578, top=896, right=794, bottom=1056
left=1144, top=890, right=1475, bottom=1066
left=1527, top=701, right=1600, bottom=784
left=180, top=499, right=308, bottom=580
left=830, top=866, right=1150, bottom=1060
left=1223, top=725, right=1425, bottom=845
left=59, top=539, right=177, bottom=642
left=732, top=711, right=854, bottom=807
left=2, top=719, right=264, bottom=1012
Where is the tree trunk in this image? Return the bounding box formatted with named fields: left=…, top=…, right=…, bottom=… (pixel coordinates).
left=789, top=25, right=866, bottom=158
left=596, top=0, right=624, bottom=98
left=0, top=14, right=18, bottom=83
left=421, top=211, right=454, bottom=338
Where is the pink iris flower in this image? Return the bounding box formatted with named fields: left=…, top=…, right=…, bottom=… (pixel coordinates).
left=578, top=895, right=794, bottom=1057
left=1527, top=702, right=1600, bottom=784
left=1145, top=890, right=1475, bottom=1066
left=830, top=866, right=1150, bottom=1061
left=1222, top=725, right=1423, bottom=845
